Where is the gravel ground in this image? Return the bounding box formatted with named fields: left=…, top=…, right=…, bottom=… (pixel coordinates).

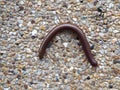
left=0, top=0, right=120, bottom=90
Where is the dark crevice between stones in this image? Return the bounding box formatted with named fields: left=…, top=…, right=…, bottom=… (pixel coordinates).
left=0, top=53, right=4, bottom=56
left=80, top=0, right=83, bottom=3
left=97, top=6, right=103, bottom=13
left=76, top=36, right=79, bottom=40
left=77, top=42, right=81, bottom=46
left=31, top=36, right=37, bottom=39
left=113, top=60, right=120, bottom=64
left=15, top=43, right=19, bottom=46
left=86, top=76, right=90, bottom=80
left=109, top=84, right=113, bottom=89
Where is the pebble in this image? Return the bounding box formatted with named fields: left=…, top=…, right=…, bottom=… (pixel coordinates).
left=26, top=48, right=32, bottom=54
left=31, top=30, right=38, bottom=37
left=27, top=22, right=32, bottom=26
left=63, top=42, right=68, bottom=47
left=73, top=18, right=77, bottom=22
left=40, top=25, right=46, bottom=30
left=31, top=10, right=36, bottom=14
left=113, top=30, right=119, bottom=33
left=111, top=38, right=117, bottom=44
left=99, top=33, right=104, bottom=37
left=108, top=3, right=114, bottom=8
left=24, top=84, right=28, bottom=89
left=15, top=54, right=21, bottom=61
left=38, top=1, right=41, bottom=6
left=0, top=1, right=6, bottom=5
left=55, top=53, right=59, bottom=57
left=31, top=20, right=35, bottom=24
left=17, top=20, right=23, bottom=24
left=100, top=82, right=109, bottom=87
left=19, top=1, right=24, bottom=5
left=4, top=88, right=10, bottom=90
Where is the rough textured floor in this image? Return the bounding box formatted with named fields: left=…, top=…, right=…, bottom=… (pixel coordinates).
left=0, top=0, right=120, bottom=90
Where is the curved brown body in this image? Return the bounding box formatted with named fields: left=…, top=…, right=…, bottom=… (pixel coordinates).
left=39, top=23, right=98, bottom=67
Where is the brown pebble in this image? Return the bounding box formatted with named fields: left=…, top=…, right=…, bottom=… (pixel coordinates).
left=24, top=84, right=28, bottom=89
left=0, top=1, right=6, bottom=5
left=62, top=74, right=67, bottom=79
left=31, top=20, right=35, bottom=24
left=17, top=74, right=21, bottom=79
left=73, top=69, right=76, bottom=73
left=7, top=80, right=10, bottom=84
left=40, top=25, right=45, bottom=30
left=19, top=6, right=24, bottom=11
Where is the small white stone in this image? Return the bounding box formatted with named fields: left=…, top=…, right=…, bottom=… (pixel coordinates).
left=55, top=74, right=59, bottom=77
left=109, top=3, right=114, bottom=8
left=52, top=11, right=56, bottom=14
left=18, top=20, right=23, bottom=24
left=99, top=49, right=104, bottom=54
left=21, top=27, right=27, bottom=31
left=99, top=33, right=104, bottom=37
left=35, top=27, right=40, bottom=30
left=63, top=42, right=68, bottom=47
left=27, top=22, right=32, bottom=26
left=32, top=30, right=37, bottom=36
left=70, top=66, right=74, bottom=71
left=19, top=24, right=22, bottom=27
left=64, top=79, right=68, bottom=83
left=73, top=18, right=77, bottom=21
left=55, top=53, right=59, bottom=57
left=56, top=36, right=61, bottom=40
left=19, top=1, right=24, bottom=4
left=113, top=30, right=119, bottom=33
left=87, top=3, right=94, bottom=8
left=67, top=10, right=71, bottom=14
left=76, top=0, right=80, bottom=2
left=31, top=10, right=36, bottom=14
left=9, top=32, right=16, bottom=35
left=50, top=0, right=54, bottom=2
left=38, top=1, right=41, bottom=5
left=103, top=45, right=107, bottom=49
left=101, top=58, right=105, bottom=63
left=26, top=48, right=32, bottom=53
left=102, top=82, right=109, bottom=87
left=54, top=16, right=59, bottom=24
